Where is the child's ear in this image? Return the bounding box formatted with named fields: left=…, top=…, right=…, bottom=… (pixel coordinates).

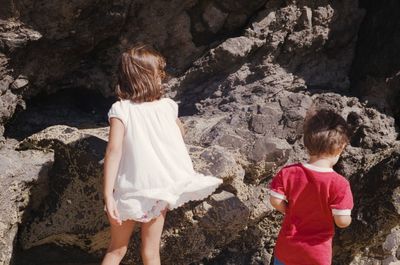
left=336, top=143, right=347, bottom=155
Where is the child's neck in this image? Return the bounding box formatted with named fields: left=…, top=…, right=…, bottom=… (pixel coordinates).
left=308, top=156, right=335, bottom=169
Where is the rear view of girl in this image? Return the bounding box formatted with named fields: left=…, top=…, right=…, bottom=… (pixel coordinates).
left=102, top=45, right=222, bottom=265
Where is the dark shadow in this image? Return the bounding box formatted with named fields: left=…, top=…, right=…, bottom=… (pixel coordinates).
left=332, top=148, right=400, bottom=264
left=4, top=88, right=113, bottom=141
left=265, top=1, right=363, bottom=97
left=161, top=191, right=250, bottom=265
left=12, top=132, right=236, bottom=265
left=188, top=0, right=267, bottom=47
left=197, top=213, right=282, bottom=265
left=13, top=135, right=108, bottom=265
left=349, top=0, right=400, bottom=127
left=14, top=244, right=100, bottom=265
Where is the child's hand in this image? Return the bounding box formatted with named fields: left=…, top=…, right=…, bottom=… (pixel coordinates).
left=105, top=198, right=122, bottom=226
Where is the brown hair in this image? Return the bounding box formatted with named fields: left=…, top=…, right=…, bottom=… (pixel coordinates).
left=115, top=44, right=166, bottom=102
left=303, top=108, right=351, bottom=156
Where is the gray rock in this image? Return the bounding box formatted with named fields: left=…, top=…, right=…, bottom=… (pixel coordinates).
left=202, top=4, right=228, bottom=33
left=0, top=0, right=400, bottom=264
left=334, top=146, right=400, bottom=264
left=0, top=75, right=12, bottom=95
left=10, top=75, right=29, bottom=90
left=0, top=140, right=53, bottom=265
left=16, top=126, right=249, bottom=265
left=350, top=0, right=400, bottom=123
left=249, top=137, right=291, bottom=164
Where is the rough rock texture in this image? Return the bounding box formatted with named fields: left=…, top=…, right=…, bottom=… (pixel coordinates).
left=350, top=0, right=400, bottom=124
left=15, top=125, right=251, bottom=265
left=334, top=146, right=400, bottom=265
left=0, top=19, right=40, bottom=144
left=1, top=0, right=400, bottom=265
left=0, top=0, right=268, bottom=143
left=0, top=140, right=53, bottom=265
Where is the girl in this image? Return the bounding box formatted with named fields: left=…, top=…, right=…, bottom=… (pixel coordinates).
left=101, top=45, right=222, bottom=265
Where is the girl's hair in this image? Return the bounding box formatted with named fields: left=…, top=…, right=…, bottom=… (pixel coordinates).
left=115, top=44, right=166, bottom=102
left=303, top=108, right=351, bottom=156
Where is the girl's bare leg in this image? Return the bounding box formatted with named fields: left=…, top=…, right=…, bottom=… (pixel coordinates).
left=140, top=210, right=167, bottom=265
left=101, top=220, right=136, bottom=265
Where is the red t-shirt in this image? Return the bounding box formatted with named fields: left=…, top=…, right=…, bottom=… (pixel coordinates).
left=269, top=163, right=353, bottom=265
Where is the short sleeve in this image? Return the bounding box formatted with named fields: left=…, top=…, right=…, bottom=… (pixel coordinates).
left=165, top=98, right=178, bottom=118
left=269, top=170, right=287, bottom=201
left=108, top=101, right=127, bottom=127
left=330, top=179, right=354, bottom=216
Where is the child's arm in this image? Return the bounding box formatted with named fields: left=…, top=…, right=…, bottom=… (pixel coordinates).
left=103, top=118, right=125, bottom=225
left=176, top=118, right=186, bottom=136
left=333, top=215, right=352, bottom=228
left=270, top=197, right=287, bottom=214
left=269, top=170, right=287, bottom=214
left=330, top=179, right=353, bottom=228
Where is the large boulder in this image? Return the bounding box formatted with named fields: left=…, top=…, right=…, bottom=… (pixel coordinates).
left=0, top=0, right=400, bottom=264
left=334, top=146, right=400, bottom=265
left=0, top=0, right=269, bottom=137
left=351, top=0, right=400, bottom=123
left=16, top=126, right=252, bottom=265
left=0, top=140, right=53, bottom=265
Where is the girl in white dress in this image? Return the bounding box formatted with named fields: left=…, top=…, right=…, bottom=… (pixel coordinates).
left=101, top=45, right=222, bottom=265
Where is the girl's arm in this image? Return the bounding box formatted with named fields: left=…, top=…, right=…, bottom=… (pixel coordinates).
left=176, top=118, right=185, bottom=136
left=103, top=118, right=125, bottom=225
left=270, top=197, right=287, bottom=214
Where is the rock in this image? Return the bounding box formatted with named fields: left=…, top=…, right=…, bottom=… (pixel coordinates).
left=350, top=0, right=400, bottom=122
left=17, top=126, right=108, bottom=253
left=10, top=75, right=29, bottom=91
left=334, top=146, right=400, bottom=264
left=0, top=89, right=19, bottom=146
left=0, top=75, right=12, bottom=95
left=202, top=4, right=228, bottom=33
left=249, top=137, right=291, bottom=164
left=194, top=145, right=245, bottom=181
left=249, top=105, right=282, bottom=135
left=383, top=227, right=400, bottom=262
left=16, top=126, right=252, bottom=265
left=213, top=37, right=263, bottom=61
left=0, top=140, right=53, bottom=265
left=0, top=0, right=400, bottom=264
left=0, top=19, right=42, bottom=51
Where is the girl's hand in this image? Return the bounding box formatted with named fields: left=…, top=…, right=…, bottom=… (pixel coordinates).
left=105, top=197, right=122, bottom=226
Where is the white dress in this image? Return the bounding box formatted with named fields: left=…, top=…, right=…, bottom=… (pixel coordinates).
left=107, top=97, right=223, bottom=222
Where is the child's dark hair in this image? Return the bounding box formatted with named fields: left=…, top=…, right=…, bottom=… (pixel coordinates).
left=115, top=44, right=166, bottom=102
left=303, top=108, right=351, bottom=156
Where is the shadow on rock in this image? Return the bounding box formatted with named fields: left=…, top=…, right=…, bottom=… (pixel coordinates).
left=12, top=125, right=255, bottom=265
left=333, top=146, right=400, bottom=264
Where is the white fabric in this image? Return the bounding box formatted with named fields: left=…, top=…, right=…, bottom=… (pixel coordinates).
left=302, top=163, right=334, bottom=172
left=332, top=209, right=352, bottom=216
left=269, top=190, right=287, bottom=201
left=107, top=98, right=222, bottom=222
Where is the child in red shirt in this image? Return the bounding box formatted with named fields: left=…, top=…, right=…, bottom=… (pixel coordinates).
left=269, top=109, right=354, bottom=265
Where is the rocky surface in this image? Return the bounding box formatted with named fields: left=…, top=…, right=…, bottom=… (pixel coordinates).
left=334, top=146, right=400, bottom=265
left=14, top=125, right=252, bottom=265
left=351, top=0, right=400, bottom=125
left=0, top=0, right=400, bottom=265
left=0, top=140, right=53, bottom=265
